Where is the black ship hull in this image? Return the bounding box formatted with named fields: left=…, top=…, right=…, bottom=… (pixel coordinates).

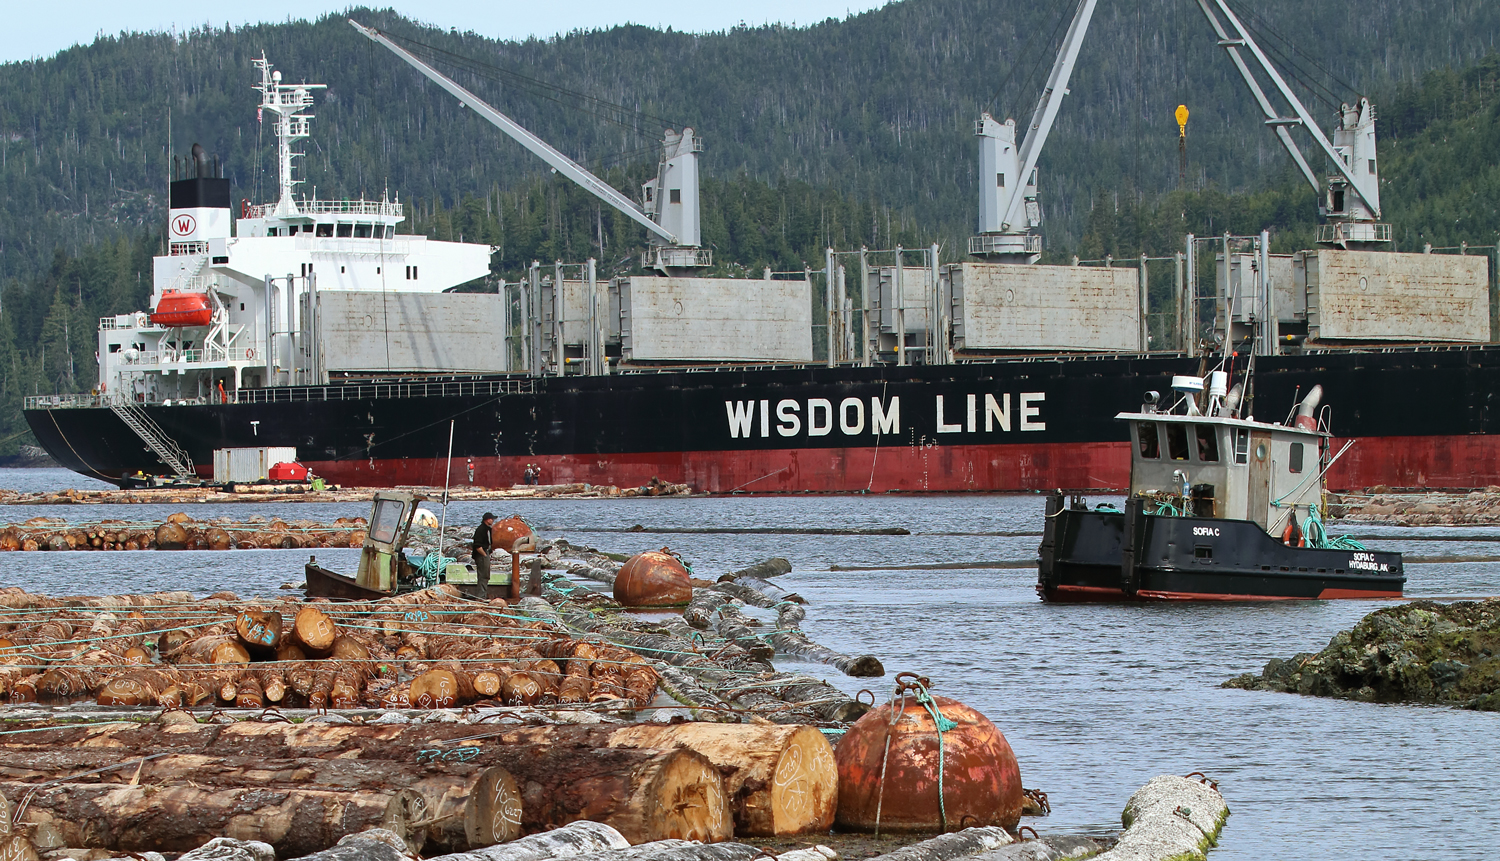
left=24, top=345, right=1500, bottom=493
left=1036, top=495, right=1405, bottom=601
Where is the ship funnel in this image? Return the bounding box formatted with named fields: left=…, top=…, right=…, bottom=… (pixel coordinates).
left=1294, top=384, right=1323, bottom=430
left=192, top=143, right=211, bottom=178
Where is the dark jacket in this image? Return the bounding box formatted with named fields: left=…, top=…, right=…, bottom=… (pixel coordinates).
left=472, top=523, right=492, bottom=554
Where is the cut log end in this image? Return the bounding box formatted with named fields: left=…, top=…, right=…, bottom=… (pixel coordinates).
left=643, top=749, right=734, bottom=844
left=844, top=656, right=885, bottom=678
left=466, top=767, right=523, bottom=849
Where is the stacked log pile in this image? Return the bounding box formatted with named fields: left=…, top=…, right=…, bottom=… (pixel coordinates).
left=0, top=585, right=660, bottom=712
left=0, top=719, right=841, bottom=855
left=0, top=514, right=370, bottom=551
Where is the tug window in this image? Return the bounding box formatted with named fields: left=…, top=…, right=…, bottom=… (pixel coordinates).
left=1137, top=422, right=1160, bottom=459
left=1234, top=429, right=1250, bottom=464
left=1165, top=424, right=1190, bottom=461
left=1195, top=425, right=1220, bottom=462
left=1289, top=442, right=1305, bottom=473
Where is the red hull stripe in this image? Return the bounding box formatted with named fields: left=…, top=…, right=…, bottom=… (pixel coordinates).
left=281, top=434, right=1500, bottom=494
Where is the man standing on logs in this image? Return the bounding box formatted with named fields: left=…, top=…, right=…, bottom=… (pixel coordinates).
left=471, top=513, right=495, bottom=598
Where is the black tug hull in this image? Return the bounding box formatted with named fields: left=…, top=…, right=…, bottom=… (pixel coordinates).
left=1036, top=495, right=1404, bottom=602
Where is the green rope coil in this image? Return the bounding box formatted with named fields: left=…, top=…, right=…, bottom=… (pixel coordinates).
left=908, top=677, right=955, bottom=829
left=414, top=553, right=454, bottom=588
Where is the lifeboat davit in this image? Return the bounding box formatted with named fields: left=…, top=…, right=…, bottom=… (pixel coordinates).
left=150, top=291, right=213, bottom=327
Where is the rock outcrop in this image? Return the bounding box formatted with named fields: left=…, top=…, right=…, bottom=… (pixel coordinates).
left=1224, top=599, right=1500, bottom=710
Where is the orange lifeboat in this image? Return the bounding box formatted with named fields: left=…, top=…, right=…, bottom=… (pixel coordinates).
left=150, top=291, right=213, bottom=327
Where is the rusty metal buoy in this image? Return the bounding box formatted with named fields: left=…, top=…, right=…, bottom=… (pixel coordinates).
left=491, top=516, right=536, bottom=553
left=835, top=675, right=1022, bottom=832
left=614, top=548, right=692, bottom=608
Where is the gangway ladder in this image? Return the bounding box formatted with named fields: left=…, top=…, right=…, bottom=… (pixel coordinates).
left=109, top=402, right=197, bottom=479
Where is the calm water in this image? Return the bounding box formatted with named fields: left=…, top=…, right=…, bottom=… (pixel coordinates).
left=2, top=468, right=1497, bottom=860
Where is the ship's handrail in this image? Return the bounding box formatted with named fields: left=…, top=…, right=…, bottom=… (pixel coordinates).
left=234, top=377, right=536, bottom=404
left=243, top=199, right=403, bottom=219
left=25, top=376, right=536, bottom=411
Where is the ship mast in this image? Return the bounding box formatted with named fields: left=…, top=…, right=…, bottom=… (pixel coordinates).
left=253, top=54, right=327, bottom=217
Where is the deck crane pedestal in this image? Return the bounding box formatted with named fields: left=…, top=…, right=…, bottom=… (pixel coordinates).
left=1195, top=0, right=1389, bottom=249
left=351, top=20, right=711, bottom=274
left=970, top=0, right=1099, bottom=263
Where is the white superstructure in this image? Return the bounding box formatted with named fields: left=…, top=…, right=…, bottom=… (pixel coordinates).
left=102, top=55, right=493, bottom=406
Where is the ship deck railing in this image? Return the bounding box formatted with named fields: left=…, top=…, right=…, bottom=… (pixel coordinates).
left=25, top=377, right=536, bottom=411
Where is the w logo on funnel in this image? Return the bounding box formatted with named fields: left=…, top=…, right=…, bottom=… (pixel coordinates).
left=171, top=214, right=197, bottom=236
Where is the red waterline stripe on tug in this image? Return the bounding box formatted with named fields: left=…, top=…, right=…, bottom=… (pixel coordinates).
left=1045, top=586, right=1402, bottom=602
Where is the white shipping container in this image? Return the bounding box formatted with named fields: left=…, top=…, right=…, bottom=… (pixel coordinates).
left=614, top=276, right=813, bottom=363
left=946, top=262, right=1141, bottom=352
left=213, top=447, right=298, bottom=483
left=1300, top=250, right=1490, bottom=342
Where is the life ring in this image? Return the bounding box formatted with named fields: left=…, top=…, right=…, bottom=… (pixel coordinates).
left=1282, top=521, right=1305, bottom=547
left=245, top=348, right=255, bottom=360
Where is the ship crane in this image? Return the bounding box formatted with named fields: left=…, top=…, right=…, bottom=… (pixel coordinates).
left=1195, top=0, right=1389, bottom=248
left=970, top=0, right=1099, bottom=262
left=351, top=20, right=710, bottom=272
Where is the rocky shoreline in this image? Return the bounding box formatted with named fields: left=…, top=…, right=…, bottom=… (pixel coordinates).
left=1223, top=599, right=1500, bottom=711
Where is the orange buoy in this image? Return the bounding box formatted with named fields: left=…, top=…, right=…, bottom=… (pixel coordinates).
left=150, top=291, right=214, bottom=327
left=491, top=515, right=536, bottom=553
left=614, top=548, right=692, bottom=608
left=834, top=677, right=1022, bottom=832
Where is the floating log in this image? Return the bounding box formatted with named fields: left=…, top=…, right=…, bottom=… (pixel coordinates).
left=608, top=724, right=838, bottom=836
left=282, top=833, right=404, bottom=861
left=864, top=827, right=1013, bottom=861
left=714, top=603, right=774, bottom=661
left=767, top=629, right=884, bottom=677
left=422, top=819, right=628, bottom=861
left=723, top=558, right=793, bottom=580
left=683, top=590, right=729, bottom=629
left=1090, top=775, right=1227, bottom=861
left=4, top=782, right=428, bottom=857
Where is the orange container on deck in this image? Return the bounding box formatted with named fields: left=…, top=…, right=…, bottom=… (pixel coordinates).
left=150, top=291, right=213, bottom=327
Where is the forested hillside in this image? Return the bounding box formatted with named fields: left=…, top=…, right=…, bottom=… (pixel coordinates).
left=3, top=0, right=1499, bottom=282
left=0, top=1, right=1498, bottom=454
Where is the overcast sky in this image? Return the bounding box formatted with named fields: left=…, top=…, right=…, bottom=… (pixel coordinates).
left=1, top=1, right=890, bottom=64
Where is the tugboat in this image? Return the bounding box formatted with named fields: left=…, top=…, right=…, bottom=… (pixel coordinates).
left=1037, top=372, right=1404, bottom=601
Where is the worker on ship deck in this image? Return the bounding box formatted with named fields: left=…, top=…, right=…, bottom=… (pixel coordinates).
left=470, top=512, right=496, bottom=599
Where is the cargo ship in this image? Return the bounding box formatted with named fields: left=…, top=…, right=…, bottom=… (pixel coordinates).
left=22, top=31, right=1500, bottom=494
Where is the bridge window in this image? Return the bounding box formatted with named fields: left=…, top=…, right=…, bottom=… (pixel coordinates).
left=1165, top=423, right=1189, bottom=461
left=385, top=226, right=395, bottom=239
left=354, top=224, right=373, bottom=238
left=336, top=223, right=353, bottom=238
left=316, top=224, right=333, bottom=237
left=1289, top=442, right=1305, bottom=473
left=1195, top=424, right=1220, bottom=462
left=1136, top=422, right=1159, bottom=459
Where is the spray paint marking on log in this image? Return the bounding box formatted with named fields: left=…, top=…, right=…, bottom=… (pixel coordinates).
left=724, top=394, right=1045, bottom=439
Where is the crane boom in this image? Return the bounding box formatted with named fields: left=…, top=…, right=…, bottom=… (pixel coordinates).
left=1195, top=0, right=1379, bottom=218
left=1001, top=0, right=1098, bottom=232
left=350, top=19, right=677, bottom=244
